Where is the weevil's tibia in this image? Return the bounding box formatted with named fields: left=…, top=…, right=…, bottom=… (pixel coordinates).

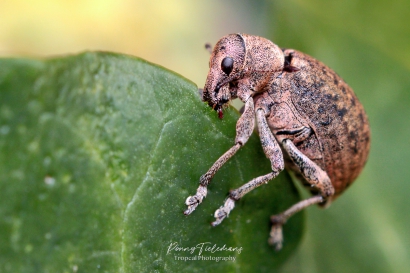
left=184, top=98, right=255, bottom=215
left=211, top=108, right=284, bottom=225
left=282, top=139, right=335, bottom=198
left=269, top=195, right=324, bottom=251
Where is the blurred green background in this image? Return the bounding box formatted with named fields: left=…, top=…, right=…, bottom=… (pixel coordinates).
left=1, top=0, right=409, bottom=272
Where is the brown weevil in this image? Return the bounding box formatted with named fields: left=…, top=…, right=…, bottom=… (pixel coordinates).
left=184, top=34, right=370, bottom=250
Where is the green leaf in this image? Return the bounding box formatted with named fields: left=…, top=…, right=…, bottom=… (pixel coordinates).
left=0, top=52, right=302, bottom=272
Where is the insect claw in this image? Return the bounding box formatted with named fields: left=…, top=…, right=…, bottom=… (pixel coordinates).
left=212, top=198, right=235, bottom=226
left=211, top=207, right=226, bottom=226
left=211, top=216, right=226, bottom=227
left=184, top=185, right=207, bottom=215
left=184, top=196, right=199, bottom=215
left=184, top=208, right=195, bottom=215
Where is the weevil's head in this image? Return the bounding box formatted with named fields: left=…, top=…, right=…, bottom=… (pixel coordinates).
left=202, top=34, right=284, bottom=118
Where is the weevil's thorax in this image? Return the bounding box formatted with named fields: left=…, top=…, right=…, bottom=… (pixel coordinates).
left=240, top=35, right=285, bottom=97
left=203, top=34, right=285, bottom=112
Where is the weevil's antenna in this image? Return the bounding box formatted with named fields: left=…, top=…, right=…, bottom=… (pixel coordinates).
left=205, top=43, right=212, bottom=54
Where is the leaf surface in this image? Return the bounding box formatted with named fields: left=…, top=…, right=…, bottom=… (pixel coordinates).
left=0, top=53, right=302, bottom=272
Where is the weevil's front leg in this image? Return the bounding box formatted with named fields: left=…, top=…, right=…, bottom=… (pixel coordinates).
left=184, top=98, right=256, bottom=215
left=269, top=139, right=335, bottom=250
left=211, top=108, right=285, bottom=226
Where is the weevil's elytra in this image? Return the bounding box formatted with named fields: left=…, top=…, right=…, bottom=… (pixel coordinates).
left=184, top=34, right=370, bottom=251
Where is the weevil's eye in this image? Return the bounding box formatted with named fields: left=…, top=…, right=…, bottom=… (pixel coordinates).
left=221, top=57, right=234, bottom=75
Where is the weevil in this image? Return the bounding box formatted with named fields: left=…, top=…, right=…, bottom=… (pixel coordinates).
left=184, top=34, right=370, bottom=250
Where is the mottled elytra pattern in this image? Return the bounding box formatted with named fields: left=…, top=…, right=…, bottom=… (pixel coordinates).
left=270, top=49, right=370, bottom=198
left=184, top=34, right=370, bottom=250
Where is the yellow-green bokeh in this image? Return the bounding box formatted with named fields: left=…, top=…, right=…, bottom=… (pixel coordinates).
left=0, top=0, right=269, bottom=87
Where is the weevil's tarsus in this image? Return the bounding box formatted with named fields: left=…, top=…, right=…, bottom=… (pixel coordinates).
left=184, top=185, right=207, bottom=215
left=269, top=224, right=283, bottom=251
left=211, top=198, right=235, bottom=226
left=269, top=195, right=324, bottom=250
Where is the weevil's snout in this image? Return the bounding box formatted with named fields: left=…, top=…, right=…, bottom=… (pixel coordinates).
left=202, top=80, right=231, bottom=117
left=202, top=60, right=233, bottom=117
left=202, top=74, right=234, bottom=120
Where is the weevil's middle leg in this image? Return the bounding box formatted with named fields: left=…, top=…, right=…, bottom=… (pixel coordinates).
left=211, top=171, right=279, bottom=226
left=211, top=108, right=284, bottom=225
left=184, top=98, right=255, bottom=215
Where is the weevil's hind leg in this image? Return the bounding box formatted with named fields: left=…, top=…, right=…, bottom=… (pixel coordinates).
left=212, top=108, right=285, bottom=225
left=269, top=138, right=335, bottom=250
left=184, top=98, right=256, bottom=215
left=269, top=195, right=324, bottom=251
